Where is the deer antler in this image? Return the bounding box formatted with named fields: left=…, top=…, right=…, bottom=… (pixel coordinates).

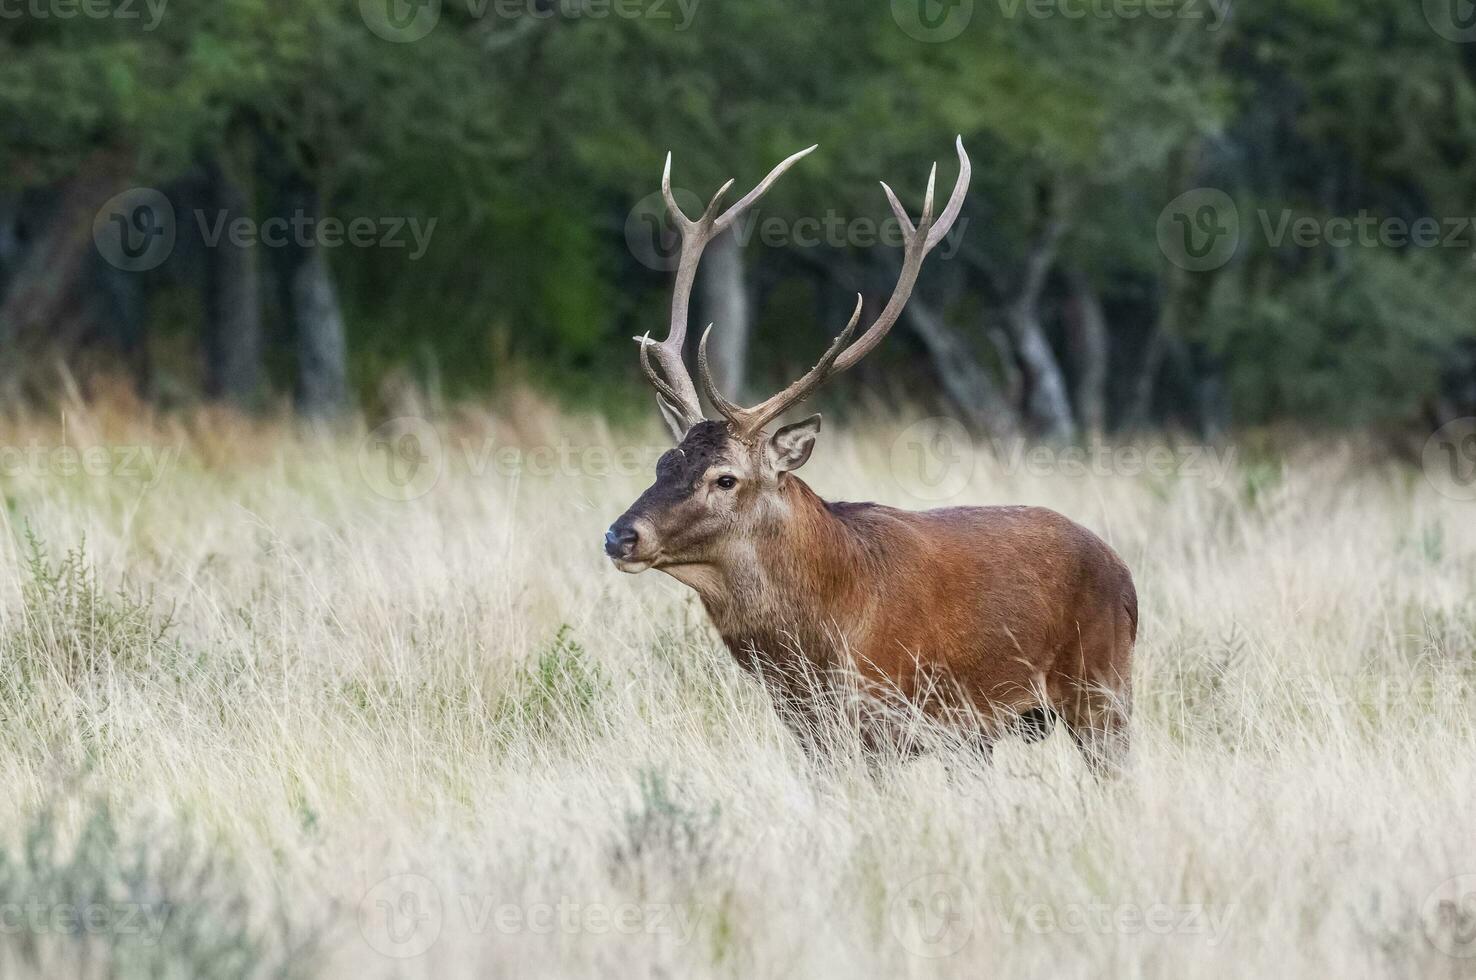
left=697, top=137, right=972, bottom=441
left=637, top=144, right=819, bottom=437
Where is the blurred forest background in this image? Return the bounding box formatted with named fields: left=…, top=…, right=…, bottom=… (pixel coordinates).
left=2, top=0, right=1475, bottom=442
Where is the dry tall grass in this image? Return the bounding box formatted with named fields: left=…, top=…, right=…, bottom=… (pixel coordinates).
left=0, top=398, right=1472, bottom=979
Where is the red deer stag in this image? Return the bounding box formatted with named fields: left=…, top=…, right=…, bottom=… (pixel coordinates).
left=605, top=139, right=1136, bottom=772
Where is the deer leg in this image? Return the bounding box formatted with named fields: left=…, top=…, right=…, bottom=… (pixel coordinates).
left=1050, top=598, right=1133, bottom=777
left=768, top=690, right=831, bottom=760
left=1059, top=686, right=1130, bottom=778
left=1013, top=705, right=1057, bottom=743
left=969, top=736, right=994, bottom=768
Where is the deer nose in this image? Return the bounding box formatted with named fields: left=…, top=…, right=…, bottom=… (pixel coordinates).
left=604, top=524, right=639, bottom=559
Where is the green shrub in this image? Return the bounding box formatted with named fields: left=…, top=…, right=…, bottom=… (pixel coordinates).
left=3, top=529, right=175, bottom=687
left=496, top=624, right=610, bottom=746
left=609, top=768, right=720, bottom=896
left=0, top=787, right=319, bottom=980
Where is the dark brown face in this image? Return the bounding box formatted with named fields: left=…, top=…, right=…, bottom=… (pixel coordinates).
left=604, top=416, right=821, bottom=573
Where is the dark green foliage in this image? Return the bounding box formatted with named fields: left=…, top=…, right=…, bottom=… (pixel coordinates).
left=1, top=0, right=1472, bottom=426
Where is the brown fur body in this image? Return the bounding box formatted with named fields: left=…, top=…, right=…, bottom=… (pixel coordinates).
left=678, top=477, right=1136, bottom=766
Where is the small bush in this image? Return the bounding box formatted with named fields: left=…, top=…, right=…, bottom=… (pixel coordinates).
left=609, top=768, right=720, bottom=895
left=0, top=787, right=319, bottom=980
left=496, top=624, right=609, bottom=745
left=3, top=529, right=175, bottom=687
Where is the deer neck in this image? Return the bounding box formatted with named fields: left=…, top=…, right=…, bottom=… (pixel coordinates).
left=664, top=477, right=866, bottom=654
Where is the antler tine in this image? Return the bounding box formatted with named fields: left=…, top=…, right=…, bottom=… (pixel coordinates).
left=702, top=179, right=737, bottom=224
left=695, top=325, right=748, bottom=422
left=919, top=163, right=938, bottom=233
left=644, top=163, right=741, bottom=432
left=660, top=153, right=690, bottom=227
left=829, top=137, right=972, bottom=376
left=714, top=144, right=819, bottom=234
left=880, top=181, right=915, bottom=237
left=700, top=294, right=864, bottom=439
left=637, top=332, right=690, bottom=412
left=925, top=136, right=971, bottom=251
left=640, top=146, right=820, bottom=438
left=661, top=155, right=735, bottom=229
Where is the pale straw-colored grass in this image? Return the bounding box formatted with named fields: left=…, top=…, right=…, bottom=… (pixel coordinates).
left=0, top=399, right=1471, bottom=978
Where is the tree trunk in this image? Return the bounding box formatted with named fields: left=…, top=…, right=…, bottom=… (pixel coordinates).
left=1196, top=367, right=1230, bottom=439
left=904, top=299, right=1019, bottom=438
left=290, top=247, right=348, bottom=419
left=276, top=183, right=348, bottom=419
left=0, top=158, right=127, bottom=351
left=0, top=192, right=20, bottom=294
left=1129, top=261, right=1226, bottom=432
left=697, top=227, right=750, bottom=398
left=1165, top=336, right=1230, bottom=439
left=203, top=155, right=263, bottom=407
left=987, top=326, right=1024, bottom=410
left=1003, top=201, right=1076, bottom=441
left=1127, top=264, right=1182, bottom=429
left=91, top=263, right=151, bottom=395
left=1128, top=140, right=1206, bottom=431
left=1064, top=267, right=1109, bottom=437
left=0, top=155, right=132, bottom=398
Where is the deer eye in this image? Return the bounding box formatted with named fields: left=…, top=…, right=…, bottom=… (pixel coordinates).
left=714, top=475, right=738, bottom=491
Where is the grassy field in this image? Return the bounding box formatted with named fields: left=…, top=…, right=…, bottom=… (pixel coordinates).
left=0, top=396, right=1473, bottom=979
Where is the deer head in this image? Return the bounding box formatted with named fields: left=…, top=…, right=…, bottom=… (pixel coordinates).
left=604, top=139, right=971, bottom=575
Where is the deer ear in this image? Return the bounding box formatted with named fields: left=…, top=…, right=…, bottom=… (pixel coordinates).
left=766, top=414, right=822, bottom=472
